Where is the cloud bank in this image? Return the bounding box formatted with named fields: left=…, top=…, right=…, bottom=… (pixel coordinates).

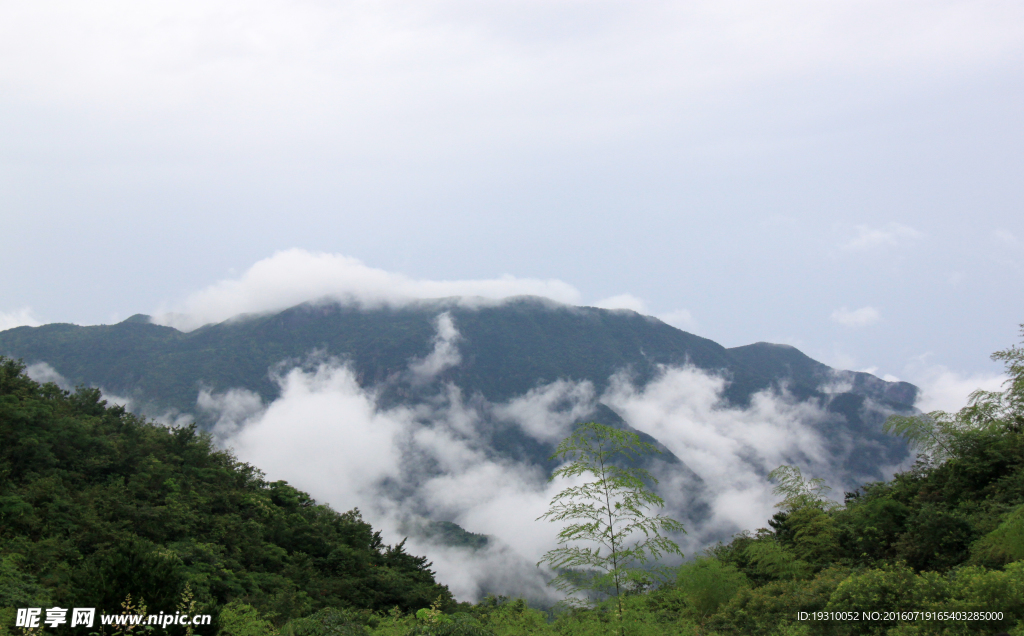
left=201, top=313, right=866, bottom=602
left=905, top=361, right=1008, bottom=414
left=152, top=250, right=584, bottom=331
left=604, top=368, right=838, bottom=535
left=0, top=308, right=42, bottom=332
left=219, top=357, right=571, bottom=603
left=593, top=294, right=647, bottom=313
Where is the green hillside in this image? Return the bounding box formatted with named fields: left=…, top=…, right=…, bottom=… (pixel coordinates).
left=0, top=357, right=453, bottom=634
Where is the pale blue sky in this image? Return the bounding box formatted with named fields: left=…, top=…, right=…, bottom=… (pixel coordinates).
left=2, top=0, right=1022, bottom=405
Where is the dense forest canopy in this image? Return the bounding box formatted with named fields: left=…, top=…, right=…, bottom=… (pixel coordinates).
left=0, top=356, right=453, bottom=634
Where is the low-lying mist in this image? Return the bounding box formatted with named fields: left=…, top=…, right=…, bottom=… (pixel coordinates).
left=180, top=312, right=882, bottom=603
left=19, top=311, right=919, bottom=603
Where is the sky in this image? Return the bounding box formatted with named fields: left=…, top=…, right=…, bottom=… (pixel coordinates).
left=3, top=0, right=1024, bottom=397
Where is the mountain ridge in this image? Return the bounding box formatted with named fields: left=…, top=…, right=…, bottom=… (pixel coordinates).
left=0, top=297, right=917, bottom=413
left=0, top=296, right=916, bottom=494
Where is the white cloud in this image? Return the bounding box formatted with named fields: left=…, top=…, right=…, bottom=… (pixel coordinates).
left=0, top=307, right=42, bottom=331
left=904, top=360, right=1007, bottom=414
left=602, top=367, right=838, bottom=537
left=831, top=306, right=881, bottom=327
left=198, top=386, right=265, bottom=438
left=657, top=309, right=698, bottom=331
left=25, top=362, right=69, bottom=388
left=593, top=294, right=647, bottom=312
left=493, top=379, right=597, bottom=444
left=841, top=223, right=923, bottom=251
left=214, top=359, right=570, bottom=602
left=208, top=347, right=864, bottom=600
left=408, top=312, right=462, bottom=385
left=152, top=249, right=583, bottom=330
left=2, top=1, right=1019, bottom=155
left=229, top=362, right=407, bottom=513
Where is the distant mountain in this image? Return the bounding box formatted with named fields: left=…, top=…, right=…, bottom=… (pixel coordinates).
left=0, top=297, right=916, bottom=405
left=0, top=296, right=916, bottom=502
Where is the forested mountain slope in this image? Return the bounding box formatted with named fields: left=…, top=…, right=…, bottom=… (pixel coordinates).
left=0, top=298, right=917, bottom=416
left=0, top=357, right=452, bottom=632
left=0, top=298, right=919, bottom=491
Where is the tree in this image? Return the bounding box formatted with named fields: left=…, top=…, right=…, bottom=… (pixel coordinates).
left=537, top=422, right=684, bottom=632
left=743, top=466, right=841, bottom=579
left=674, top=557, right=749, bottom=627
left=217, top=602, right=278, bottom=636
left=767, top=465, right=840, bottom=514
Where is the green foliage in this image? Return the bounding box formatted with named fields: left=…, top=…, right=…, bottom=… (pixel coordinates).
left=0, top=356, right=451, bottom=626
left=398, top=599, right=494, bottom=636
left=404, top=612, right=492, bottom=636
left=218, top=602, right=279, bottom=636
left=882, top=413, right=960, bottom=462
left=825, top=565, right=943, bottom=635
left=769, top=466, right=841, bottom=513
left=708, top=567, right=850, bottom=636
left=691, top=327, right=1024, bottom=635
left=709, top=467, right=843, bottom=586
left=826, top=327, right=1024, bottom=573
left=674, top=557, right=749, bottom=623
left=885, top=324, right=1024, bottom=465
left=742, top=534, right=812, bottom=582
left=945, top=563, right=1024, bottom=626
left=281, top=607, right=370, bottom=636
left=758, top=466, right=843, bottom=576
left=785, top=506, right=841, bottom=567
left=0, top=555, right=50, bottom=608
left=469, top=597, right=548, bottom=635
left=971, top=504, right=1024, bottom=566
left=538, top=423, right=684, bottom=611
left=823, top=562, right=1024, bottom=636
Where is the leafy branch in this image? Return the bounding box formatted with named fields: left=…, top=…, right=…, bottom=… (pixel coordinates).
left=537, top=422, right=684, bottom=634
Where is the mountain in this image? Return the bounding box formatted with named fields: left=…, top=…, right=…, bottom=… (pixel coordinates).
left=0, top=296, right=914, bottom=481
left=0, top=297, right=915, bottom=404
